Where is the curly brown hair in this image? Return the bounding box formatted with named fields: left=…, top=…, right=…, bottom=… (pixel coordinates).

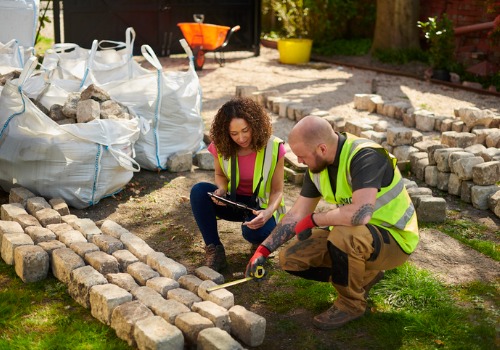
left=209, top=97, right=272, bottom=159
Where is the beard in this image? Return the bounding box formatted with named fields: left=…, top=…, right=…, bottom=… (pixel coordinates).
left=308, top=153, right=330, bottom=173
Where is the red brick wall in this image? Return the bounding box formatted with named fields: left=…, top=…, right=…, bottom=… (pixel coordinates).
left=420, top=0, right=499, bottom=71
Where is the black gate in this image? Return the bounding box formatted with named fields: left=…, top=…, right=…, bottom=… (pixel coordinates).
left=59, top=0, right=261, bottom=56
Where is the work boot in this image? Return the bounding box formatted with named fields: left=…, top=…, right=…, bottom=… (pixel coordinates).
left=313, top=305, right=364, bottom=330
left=363, top=271, right=385, bottom=299
left=204, top=244, right=227, bottom=272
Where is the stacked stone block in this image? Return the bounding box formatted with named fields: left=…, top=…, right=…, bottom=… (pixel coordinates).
left=0, top=187, right=266, bottom=349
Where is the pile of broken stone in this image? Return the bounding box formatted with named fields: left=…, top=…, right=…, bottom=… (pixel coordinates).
left=0, top=187, right=263, bottom=349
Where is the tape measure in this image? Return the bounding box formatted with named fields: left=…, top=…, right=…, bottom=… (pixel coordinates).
left=206, top=266, right=265, bottom=292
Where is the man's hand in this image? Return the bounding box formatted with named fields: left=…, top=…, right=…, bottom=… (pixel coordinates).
left=294, top=213, right=318, bottom=241
left=245, top=245, right=270, bottom=279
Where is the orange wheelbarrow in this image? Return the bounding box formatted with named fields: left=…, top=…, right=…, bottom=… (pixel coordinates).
left=177, top=22, right=240, bottom=70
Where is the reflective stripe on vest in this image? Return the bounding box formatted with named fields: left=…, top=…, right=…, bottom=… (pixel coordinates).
left=309, top=133, right=418, bottom=253
left=218, top=135, right=286, bottom=221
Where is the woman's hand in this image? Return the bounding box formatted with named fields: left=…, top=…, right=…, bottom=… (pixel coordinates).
left=243, top=208, right=272, bottom=229
left=211, top=188, right=227, bottom=206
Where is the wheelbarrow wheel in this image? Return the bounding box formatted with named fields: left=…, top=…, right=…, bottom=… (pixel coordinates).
left=193, top=48, right=205, bottom=71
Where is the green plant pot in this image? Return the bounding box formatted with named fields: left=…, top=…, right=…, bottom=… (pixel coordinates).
left=277, top=38, right=313, bottom=64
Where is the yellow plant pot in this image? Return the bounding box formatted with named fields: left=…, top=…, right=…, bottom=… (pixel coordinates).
left=277, top=38, right=313, bottom=64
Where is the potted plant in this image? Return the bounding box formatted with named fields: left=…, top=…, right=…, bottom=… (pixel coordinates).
left=417, top=14, right=456, bottom=81
left=271, top=0, right=314, bottom=64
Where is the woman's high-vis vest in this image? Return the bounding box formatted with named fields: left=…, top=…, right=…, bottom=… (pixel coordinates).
left=218, top=135, right=286, bottom=221
left=309, top=133, right=419, bottom=254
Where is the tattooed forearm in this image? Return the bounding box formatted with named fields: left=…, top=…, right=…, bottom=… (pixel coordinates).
left=351, top=204, right=374, bottom=225
left=262, top=221, right=296, bottom=252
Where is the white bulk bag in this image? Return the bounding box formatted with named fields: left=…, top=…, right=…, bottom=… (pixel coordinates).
left=0, top=39, right=33, bottom=74
left=0, top=57, right=141, bottom=209
left=102, top=41, right=204, bottom=171
left=0, top=0, right=39, bottom=49
left=42, top=27, right=149, bottom=86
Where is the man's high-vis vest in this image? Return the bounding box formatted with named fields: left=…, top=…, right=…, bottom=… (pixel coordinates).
left=309, top=133, right=419, bottom=254
left=218, top=135, right=286, bottom=221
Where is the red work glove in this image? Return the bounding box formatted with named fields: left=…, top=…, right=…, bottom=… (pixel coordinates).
left=245, top=245, right=270, bottom=279
left=294, top=213, right=318, bottom=241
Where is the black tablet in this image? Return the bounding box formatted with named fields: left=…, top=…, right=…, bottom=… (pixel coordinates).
left=207, top=192, right=256, bottom=214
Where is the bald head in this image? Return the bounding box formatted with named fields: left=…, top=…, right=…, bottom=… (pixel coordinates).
left=289, top=115, right=337, bottom=150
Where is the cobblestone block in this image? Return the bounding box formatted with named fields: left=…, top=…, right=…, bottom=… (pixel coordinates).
left=168, top=287, right=202, bottom=308
left=449, top=152, right=476, bottom=174
left=34, top=208, right=61, bottom=226
left=414, top=111, right=436, bottom=131
left=434, top=148, right=463, bottom=172
left=454, top=156, right=484, bottom=180
left=69, top=265, right=108, bottom=308
left=90, top=283, right=132, bottom=325
left=393, top=145, right=419, bottom=162
left=147, top=252, right=187, bottom=280
left=14, top=213, right=41, bottom=229
left=197, top=327, right=244, bottom=350
left=37, top=240, right=66, bottom=261
left=196, top=149, right=216, bottom=170
left=14, top=245, right=49, bottom=282
left=113, top=249, right=140, bottom=272
left=167, top=151, right=193, bottom=172
left=178, top=274, right=204, bottom=294
left=427, top=144, right=448, bottom=165
left=46, top=222, right=74, bottom=238
left=146, top=276, right=180, bottom=297
left=481, top=147, right=500, bottom=162
left=175, top=312, right=214, bottom=346
left=85, top=251, right=120, bottom=275
left=448, top=173, right=462, bottom=196
left=120, top=233, right=156, bottom=263
left=0, top=221, right=24, bottom=250
left=198, top=280, right=234, bottom=310
left=71, top=218, right=102, bottom=241
left=229, top=305, right=266, bottom=347
left=9, top=187, right=35, bottom=206
left=111, top=300, right=154, bottom=347
left=472, top=161, right=500, bottom=185
left=437, top=171, right=451, bottom=191
left=464, top=143, right=486, bottom=156
left=49, top=198, right=70, bottom=216
left=93, top=234, right=124, bottom=254
left=59, top=229, right=87, bottom=246
left=26, top=197, right=51, bottom=215
left=194, top=266, right=225, bottom=285
left=460, top=181, right=475, bottom=203
left=127, top=261, right=160, bottom=285
left=488, top=190, right=500, bottom=218
left=415, top=197, right=446, bottom=223
left=192, top=300, right=231, bottom=332
left=25, top=226, right=56, bottom=244
left=424, top=165, right=438, bottom=187
left=134, top=315, right=184, bottom=350
left=235, top=86, right=258, bottom=98
left=284, top=166, right=305, bottom=185
left=1, top=233, right=34, bottom=265
left=69, top=241, right=100, bottom=258
left=344, top=120, right=373, bottom=137
left=101, top=219, right=131, bottom=239
left=471, top=185, right=499, bottom=210
left=107, top=273, right=139, bottom=292
left=386, top=127, right=413, bottom=146
left=51, top=247, right=86, bottom=284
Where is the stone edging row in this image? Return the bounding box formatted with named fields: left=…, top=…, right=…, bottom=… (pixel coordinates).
left=0, top=186, right=265, bottom=349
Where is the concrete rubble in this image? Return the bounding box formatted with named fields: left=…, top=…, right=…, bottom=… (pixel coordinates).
left=0, top=188, right=265, bottom=349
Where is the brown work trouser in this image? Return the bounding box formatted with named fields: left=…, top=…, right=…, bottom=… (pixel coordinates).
left=279, top=225, right=410, bottom=315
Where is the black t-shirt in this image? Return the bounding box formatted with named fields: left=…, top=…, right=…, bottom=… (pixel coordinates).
left=300, top=133, right=394, bottom=198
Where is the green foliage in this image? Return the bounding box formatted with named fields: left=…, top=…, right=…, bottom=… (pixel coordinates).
left=372, top=48, right=428, bottom=65
left=260, top=264, right=498, bottom=349
left=36, top=0, right=52, bottom=45
left=313, top=38, right=372, bottom=56
left=417, top=14, right=455, bottom=70
left=0, top=262, right=130, bottom=350
left=263, top=0, right=376, bottom=42
left=271, top=0, right=312, bottom=38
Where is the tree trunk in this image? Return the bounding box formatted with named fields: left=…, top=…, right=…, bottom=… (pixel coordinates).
left=371, top=0, right=420, bottom=52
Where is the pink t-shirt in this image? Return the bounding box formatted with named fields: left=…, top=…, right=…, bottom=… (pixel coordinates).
left=208, top=142, right=286, bottom=196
